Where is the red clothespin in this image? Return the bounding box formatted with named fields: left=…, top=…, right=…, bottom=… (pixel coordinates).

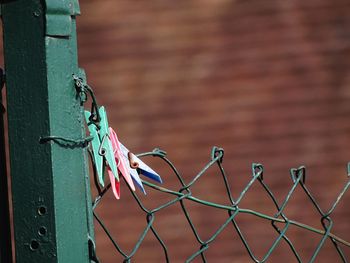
left=107, top=128, right=136, bottom=199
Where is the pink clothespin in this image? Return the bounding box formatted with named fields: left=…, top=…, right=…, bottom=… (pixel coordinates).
left=107, top=128, right=136, bottom=199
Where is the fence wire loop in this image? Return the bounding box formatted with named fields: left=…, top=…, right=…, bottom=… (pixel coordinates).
left=252, top=163, right=264, bottom=180
left=211, top=146, right=224, bottom=163
left=151, top=148, right=167, bottom=157
left=88, top=236, right=100, bottom=263
left=290, top=166, right=306, bottom=184
left=73, top=74, right=101, bottom=123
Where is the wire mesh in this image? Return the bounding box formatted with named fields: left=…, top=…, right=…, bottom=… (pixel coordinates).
left=89, top=147, right=350, bottom=263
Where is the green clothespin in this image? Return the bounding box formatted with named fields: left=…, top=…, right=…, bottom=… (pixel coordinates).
left=84, top=106, right=119, bottom=187
left=85, top=111, right=105, bottom=186
left=98, top=107, right=119, bottom=181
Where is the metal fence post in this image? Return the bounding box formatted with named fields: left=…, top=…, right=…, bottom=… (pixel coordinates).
left=1, top=1, right=94, bottom=262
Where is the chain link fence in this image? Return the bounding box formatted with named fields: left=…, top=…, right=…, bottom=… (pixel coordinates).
left=89, top=146, right=350, bottom=262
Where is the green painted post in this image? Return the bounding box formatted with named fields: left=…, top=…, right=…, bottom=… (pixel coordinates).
left=1, top=1, right=95, bottom=262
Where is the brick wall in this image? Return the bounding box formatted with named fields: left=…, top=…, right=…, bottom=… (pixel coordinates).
left=1, top=0, right=349, bottom=262
left=77, top=0, right=350, bottom=262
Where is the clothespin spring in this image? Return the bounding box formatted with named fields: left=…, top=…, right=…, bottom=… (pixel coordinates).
left=128, top=152, right=139, bottom=169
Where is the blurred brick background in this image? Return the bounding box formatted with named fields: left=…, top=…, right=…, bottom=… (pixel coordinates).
left=76, top=0, right=350, bottom=262
left=2, top=0, right=350, bottom=262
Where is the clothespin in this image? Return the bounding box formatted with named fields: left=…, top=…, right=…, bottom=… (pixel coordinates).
left=120, top=142, right=162, bottom=192
left=107, top=128, right=136, bottom=199
left=98, top=107, right=119, bottom=180
left=85, top=115, right=104, bottom=185
left=131, top=151, right=162, bottom=183
left=124, top=156, right=146, bottom=195
left=85, top=106, right=119, bottom=187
